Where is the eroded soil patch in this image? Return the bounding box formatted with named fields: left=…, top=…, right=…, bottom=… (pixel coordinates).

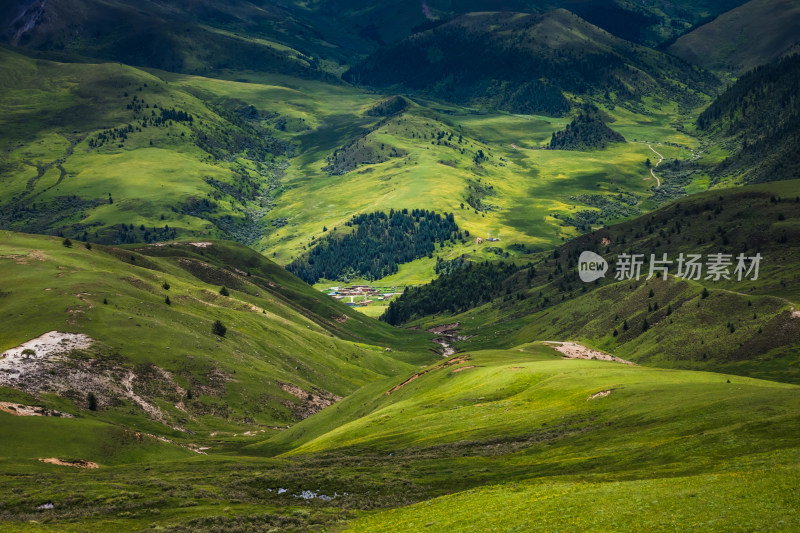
left=39, top=458, right=99, bottom=469
left=544, top=342, right=635, bottom=365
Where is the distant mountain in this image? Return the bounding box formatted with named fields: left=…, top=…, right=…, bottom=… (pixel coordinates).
left=667, top=0, right=800, bottom=74
left=1, top=0, right=759, bottom=78
left=308, top=0, right=752, bottom=48
left=344, top=10, right=721, bottom=116
left=0, top=0, right=346, bottom=79
left=698, top=53, right=800, bottom=183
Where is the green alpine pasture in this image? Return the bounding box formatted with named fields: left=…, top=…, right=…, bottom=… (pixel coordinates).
left=1, top=344, right=797, bottom=531
left=0, top=45, right=723, bottom=289
left=0, top=231, right=434, bottom=440
left=1, top=8, right=798, bottom=530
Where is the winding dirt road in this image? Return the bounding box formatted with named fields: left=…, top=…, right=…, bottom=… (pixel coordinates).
left=647, top=144, right=664, bottom=188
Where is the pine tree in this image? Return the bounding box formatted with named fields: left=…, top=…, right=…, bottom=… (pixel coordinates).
left=212, top=320, right=227, bottom=337
left=87, top=392, right=98, bottom=411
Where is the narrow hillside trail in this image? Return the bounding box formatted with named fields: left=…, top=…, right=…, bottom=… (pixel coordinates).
left=647, top=144, right=664, bottom=188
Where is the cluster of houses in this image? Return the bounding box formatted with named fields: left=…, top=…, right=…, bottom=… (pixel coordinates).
left=326, top=285, right=398, bottom=306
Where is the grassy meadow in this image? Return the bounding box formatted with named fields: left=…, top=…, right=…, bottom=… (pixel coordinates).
left=1, top=344, right=797, bottom=530
left=0, top=45, right=726, bottom=290
left=1, top=23, right=797, bottom=532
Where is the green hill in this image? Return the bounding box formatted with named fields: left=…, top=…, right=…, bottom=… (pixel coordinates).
left=0, top=231, right=433, bottom=442
left=305, top=0, right=753, bottom=48
left=247, top=346, right=800, bottom=531
left=668, top=0, right=800, bottom=74
left=0, top=46, right=385, bottom=249
left=382, top=180, right=800, bottom=382
left=0, top=0, right=350, bottom=79
left=0, top=45, right=713, bottom=287
left=698, top=52, right=800, bottom=184
left=344, top=9, right=721, bottom=115
left=0, top=3, right=798, bottom=531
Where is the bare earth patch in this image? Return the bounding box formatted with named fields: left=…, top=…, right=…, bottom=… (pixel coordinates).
left=39, top=458, right=99, bottom=469
left=0, top=250, right=48, bottom=264
left=428, top=323, right=460, bottom=334
left=452, top=365, right=476, bottom=373
left=543, top=341, right=635, bottom=365
left=0, top=402, right=73, bottom=418
left=427, top=323, right=470, bottom=357
left=279, top=382, right=341, bottom=419
left=0, top=333, right=203, bottom=431
left=587, top=389, right=616, bottom=400
left=1, top=331, right=92, bottom=361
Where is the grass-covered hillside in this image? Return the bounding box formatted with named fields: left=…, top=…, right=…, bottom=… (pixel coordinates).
left=260, top=91, right=711, bottom=284
left=697, top=52, right=800, bottom=184
left=384, top=180, right=800, bottom=382
left=345, top=10, right=721, bottom=115
left=1, top=45, right=717, bottom=287
left=667, top=0, right=800, bottom=74
left=0, top=0, right=353, bottom=79
left=250, top=346, right=800, bottom=531
left=0, top=46, right=379, bottom=247
left=0, top=230, right=434, bottom=446
left=2, top=344, right=797, bottom=531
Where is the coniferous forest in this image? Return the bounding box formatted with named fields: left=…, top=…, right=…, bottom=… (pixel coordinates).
left=548, top=106, right=626, bottom=150
left=698, top=53, right=800, bottom=183
left=287, top=209, right=460, bottom=283
left=381, top=261, right=522, bottom=325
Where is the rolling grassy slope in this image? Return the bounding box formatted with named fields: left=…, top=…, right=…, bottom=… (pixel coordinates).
left=0, top=45, right=719, bottom=287
left=385, top=180, right=800, bottom=381
left=0, top=46, right=386, bottom=249
left=0, top=0, right=350, bottom=79
left=668, top=0, right=800, bottom=74
left=0, top=230, right=434, bottom=444
left=257, top=94, right=708, bottom=282
left=0, top=45, right=295, bottom=245
left=0, top=327, right=797, bottom=530
left=247, top=346, right=800, bottom=530
left=346, top=452, right=799, bottom=531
